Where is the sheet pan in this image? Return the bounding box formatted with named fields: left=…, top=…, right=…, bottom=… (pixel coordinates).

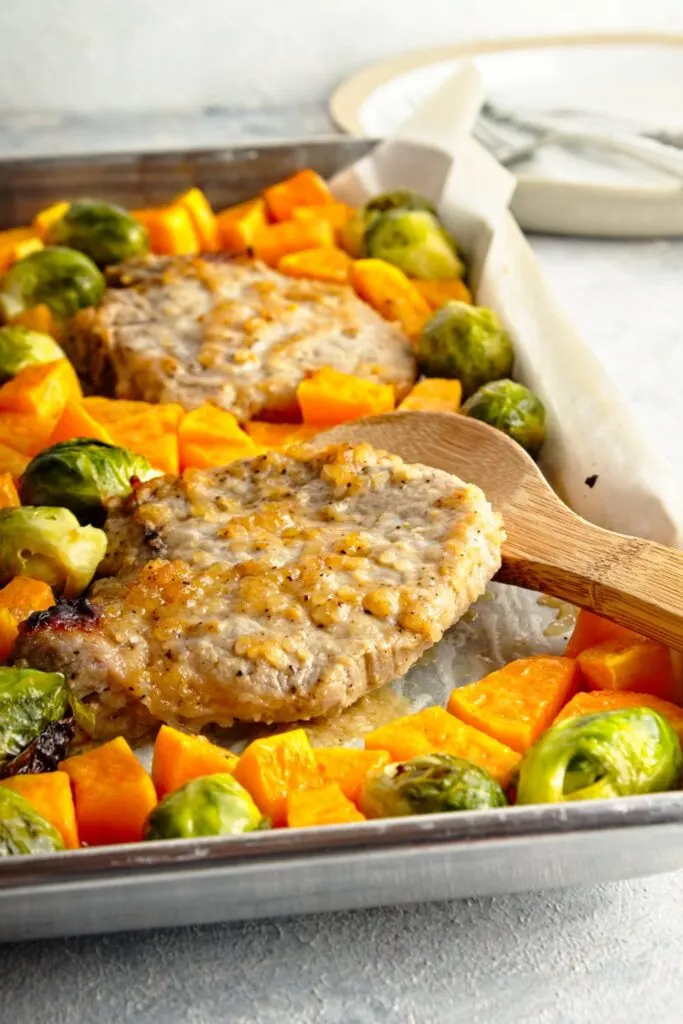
left=0, top=69, right=682, bottom=941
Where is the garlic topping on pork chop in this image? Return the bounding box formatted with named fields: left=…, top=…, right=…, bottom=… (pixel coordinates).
left=14, top=444, right=504, bottom=737
left=61, top=254, right=417, bottom=420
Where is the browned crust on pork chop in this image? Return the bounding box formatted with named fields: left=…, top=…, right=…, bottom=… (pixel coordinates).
left=61, top=254, right=417, bottom=420
left=14, top=444, right=503, bottom=737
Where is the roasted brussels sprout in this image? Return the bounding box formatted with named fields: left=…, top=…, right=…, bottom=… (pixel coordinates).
left=1, top=715, right=76, bottom=777
left=462, top=379, right=546, bottom=457
left=359, top=753, right=508, bottom=819
left=517, top=708, right=682, bottom=804
left=46, top=199, right=148, bottom=267
left=145, top=773, right=267, bottom=840
left=0, top=667, right=68, bottom=768
left=339, top=208, right=373, bottom=258
left=0, top=326, right=64, bottom=382
left=0, top=787, right=63, bottom=855
left=20, top=439, right=160, bottom=525
left=0, top=247, right=105, bottom=322
left=365, top=189, right=438, bottom=217
left=365, top=210, right=464, bottom=280
left=416, top=300, right=513, bottom=398
left=0, top=507, right=107, bottom=598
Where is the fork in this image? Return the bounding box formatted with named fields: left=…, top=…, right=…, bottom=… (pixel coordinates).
left=479, top=104, right=683, bottom=181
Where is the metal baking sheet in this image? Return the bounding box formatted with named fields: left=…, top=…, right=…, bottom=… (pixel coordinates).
left=0, top=136, right=681, bottom=942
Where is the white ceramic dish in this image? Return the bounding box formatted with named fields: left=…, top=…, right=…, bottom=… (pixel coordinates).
left=330, top=33, right=683, bottom=237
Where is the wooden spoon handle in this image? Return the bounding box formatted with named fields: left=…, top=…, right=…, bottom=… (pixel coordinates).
left=500, top=500, right=683, bottom=650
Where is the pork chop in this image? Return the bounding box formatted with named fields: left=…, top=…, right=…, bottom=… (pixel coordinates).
left=62, top=254, right=417, bottom=420
left=14, top=443, right=504, bottom=737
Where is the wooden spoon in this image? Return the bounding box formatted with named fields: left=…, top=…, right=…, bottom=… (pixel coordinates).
left=318, top=411, right=683, bottom=650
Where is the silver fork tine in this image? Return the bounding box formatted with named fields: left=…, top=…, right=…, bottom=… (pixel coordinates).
left=473, top=117, right=546, bottom=167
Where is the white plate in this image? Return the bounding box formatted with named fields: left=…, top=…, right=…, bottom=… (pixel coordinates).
left=330, top=33, right=683, bottom=237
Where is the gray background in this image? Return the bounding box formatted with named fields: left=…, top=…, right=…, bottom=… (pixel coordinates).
left=2, top=5, right=683, bottom=1018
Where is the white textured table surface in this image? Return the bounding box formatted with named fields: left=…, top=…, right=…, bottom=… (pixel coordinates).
left=2, top=112, right=683, bottom=1024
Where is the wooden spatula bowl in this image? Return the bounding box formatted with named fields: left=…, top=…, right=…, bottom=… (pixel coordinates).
left=318, top=410, right=683, bottom=650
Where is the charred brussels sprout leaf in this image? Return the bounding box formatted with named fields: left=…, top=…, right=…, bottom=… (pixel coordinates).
left=517, top=708, right=682, bottom=804
left=365, top=189, right=438, bottom=217
left=0, top=247, right=104, bottom=322
left=145, top=773, right=267, bottom=840
left=0, top=326, right=64, bottom=383
left=416, top=300, right=513, bottom=398
left=360, top=753, right=508, bottom=819
left=20, top=439, right=161, bottom=525
left=0, top=507, right=107, bottom=598
left=46, top=200, right=149, bottom=267
left=0, top=787, right=64, bottom=855
left=365, top=210, right=464, bottom=280
left=0, top=667, right=68, bottom=768
left=462, top=379, right=546, bottom=457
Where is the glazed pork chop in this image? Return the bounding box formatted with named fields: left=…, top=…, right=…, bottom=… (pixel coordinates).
left=62, top=254, right=417, bottom=420
left=14, top=444, right=504, bottom=737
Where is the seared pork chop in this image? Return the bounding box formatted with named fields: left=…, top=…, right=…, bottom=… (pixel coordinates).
left=62, top=255, right=417, bottom=420
left=14, top=444, right=503, bottom=737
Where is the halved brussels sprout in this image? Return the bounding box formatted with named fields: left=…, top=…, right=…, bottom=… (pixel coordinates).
left=359, top=753, right=508, bottom=819
left=145, top=773, right=267, bottom=840
left=364, top=189, right=438, bottom=217
left=20, top=439, right=161, bottom=525
left=365, top=210, right=465, bottom=280
left=0, top=787, right=64, bottom=855
left=0, top=247, right=105, bottom=322
left=517, top=708, right=682, bottom=804
left=46, top=200, right=149, bottom=267
left=0, top=326, right=64, bottom=382
left=462, top=379, right=546, bottom=457
left=416, top=300, right=513, bottom=398
left=0, top=507, right=107, bottom=598
left=0, top=667, right=67, bottom=768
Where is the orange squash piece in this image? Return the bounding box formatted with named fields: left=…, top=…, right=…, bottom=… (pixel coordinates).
left=297, top=367, right=395, bottom=427
left=1, top=771, right=79, bottom=849
left=0, top=608, right=18, bottom=662
left=0, top=359, right=81, bottom=418
left=60, top=736, right=157, bottom=846
left=48, top=401, right=114, bottom=446
left=350, top=259, right=431, bottom=338
left=175, top=188, right=219, bottom=251
left=565, top=608, right=645, bottom=658
left=277, top=246, right=351, bottom=284
left=252, top=218, right=335, bottom=267
left=0, top=236, right=44, bottom=273
left=0, top=411, right=59, bottom=457
left=178, top=402, right=258, bottom=471
left=447, top=656, right=580, bottom=754
left=364, top=706, right=520, bottom=785
left=107, top=404, right=185, bottom=475
left=399, top=378, right=462, bottom=414
left=0, top=576, right=54, bottom=621
left=413, top=278, right=473, bottom=309
left=216, top=198, right=268, bottom=253
left=554, top=690, right=683, bottom=744
left=32, top=201, right=70, bottom=238
left=577, top=639, right=680, bottom=703
left=314, top=747, right=391, bottom=805
left=264, top=169, right=335, bottom=222
left=0, top=472, right=19, bottom=508
left=234, top=728, right=319, bottom=826
left=287, top=782, right=366, bottom=828
left=132, top=205, right=199, bottom=255
left=152, top=724, right=239, bottom=799
left=292, top=202, right=355, bottom=237
left=244, top=421, right=322, bottom=450
left=0, top=443, right=28, bottom=479
left=9, top=304, right=60, bottom=339
left=83, top=397, right=159, bottom=424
